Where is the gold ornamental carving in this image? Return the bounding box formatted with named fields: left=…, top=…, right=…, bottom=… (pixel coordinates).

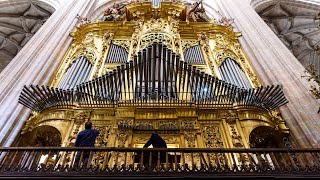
left=184, top=130, right=196, bottom=148
left=202, top=125, right=223, bottom=148
left=220, top=112, right=237, bottom=125
left=18, top=0, right=288, bottom=151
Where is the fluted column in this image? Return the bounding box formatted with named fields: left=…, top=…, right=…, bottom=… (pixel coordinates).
left=0, top=0, right=98, bottom=146
left=206, top=0, right=320, bottom=147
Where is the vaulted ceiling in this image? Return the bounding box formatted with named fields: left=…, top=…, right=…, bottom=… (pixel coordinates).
left=255, top=1, right=320, bottom=72
left=0, top=1, right=55, bottom=72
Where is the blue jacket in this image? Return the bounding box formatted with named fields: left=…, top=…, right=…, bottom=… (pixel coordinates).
left=75, top=129, right=99, bottom=147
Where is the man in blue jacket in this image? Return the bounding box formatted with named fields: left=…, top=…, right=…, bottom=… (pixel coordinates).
left=74, top=121, right=99, bottom=169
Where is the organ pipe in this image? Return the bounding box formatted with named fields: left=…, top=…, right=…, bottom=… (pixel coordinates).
left=57, top=56, right=93, bottom=90
left=20, top=42, right=288, bottom=113
left=107, top=44, right=128, bottom=64
left=219, top=58, right=252, bottom=89
left=184, top=45, right=205, bottom=64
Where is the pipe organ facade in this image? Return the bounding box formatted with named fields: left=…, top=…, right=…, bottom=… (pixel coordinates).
left=219, top=58, right=252, bottom=89
left=58, top=56, right=93, bottom=89
left=17, top=0, right=291, bottom=161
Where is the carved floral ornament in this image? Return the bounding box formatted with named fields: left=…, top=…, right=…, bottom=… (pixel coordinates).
left=220, top=112, right=238, bottom=124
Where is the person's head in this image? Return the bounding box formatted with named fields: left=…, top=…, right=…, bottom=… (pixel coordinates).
left=85, top=121, right=92, bottom=129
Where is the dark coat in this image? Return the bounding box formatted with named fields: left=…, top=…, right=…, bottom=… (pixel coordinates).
left=143, top=133, right=167, bottom=148
left=75, top=129, right=99, bottom=147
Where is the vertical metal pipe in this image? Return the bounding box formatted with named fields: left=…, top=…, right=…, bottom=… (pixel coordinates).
left=171, top=52, right=176, bottom=97
left=66, top=57, right=83, bottom=88
left=225, top=59, right=238, bottom=86
left=157, top=43, right=161, bottom=93
left=166, top=49, right=172, bottom=96
left=73, top=57, right=87, bottom=87
left=150, top=43, right=155, bottom=93
left=228, top=58, right=246, bottom=88
left=64, top=60, right=79, bottom=87
left=161, top=45, right=167, bottom=94
left=133, top=55, right=138, bottom=97
left=68, top=57, right=85, bottom=89
left=140, top=49, right=146, bottom=95
left=74, top=60, right=88, bottom=86
left=221, top=62, right=231, bottom=84
left=110, top=44, right=115, bottom=63
left=58, top=69, right=70, bottom=89
left=84, top=61, right=92, bottom=82
left=129, top=61, right=134, bottom=99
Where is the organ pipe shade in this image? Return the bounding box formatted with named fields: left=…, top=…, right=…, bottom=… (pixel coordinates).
left=106, top=44, right=128, bottom=63
left=219, top=58, right=252, bottom=89
left=58, top=56, right=93, bottom=89
left=184, top=45, right=205, bottom=64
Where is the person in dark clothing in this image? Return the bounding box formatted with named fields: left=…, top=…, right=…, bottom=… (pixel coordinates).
left=143, top=133, right=167, bottom=148
left=143, top=133, right=167, bottom=165
left=74, top=121, right=99, bottom=169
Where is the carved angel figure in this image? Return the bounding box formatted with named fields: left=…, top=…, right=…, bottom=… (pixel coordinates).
left=76, top=14, right=91, bottom=27
left=187, top=0, right=209, bottom=22
left=104, top=3, right=127, bottom=21
left=218, top=16, right=235, bottom=26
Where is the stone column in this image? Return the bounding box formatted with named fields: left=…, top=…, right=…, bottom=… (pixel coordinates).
left=206, top=0, right=320, bottom=147
left=0, top=0, right=98, bottom=146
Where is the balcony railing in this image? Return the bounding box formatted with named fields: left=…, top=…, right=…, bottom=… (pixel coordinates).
left=0, top=147, right=320, bottom=178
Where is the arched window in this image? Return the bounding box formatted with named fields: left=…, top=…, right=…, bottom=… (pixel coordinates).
left=219, top=58, right=252, bottom=88
left=58, top=56, right=93, bottom=89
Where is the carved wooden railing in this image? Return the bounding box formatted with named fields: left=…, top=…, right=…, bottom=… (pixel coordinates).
left=0, top=147, right=320, bottom=178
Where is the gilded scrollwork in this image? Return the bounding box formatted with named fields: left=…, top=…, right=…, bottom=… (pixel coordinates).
left=94, top=32, right=114, bottom=78
left=117, top=129, right=130, bottom=147
left=202, top=125, right=223, bottom=148
left=159, top=120, right=178, bottom=130
left=184, top=130, right=196, bottom=148
left=140, top=33, right=172, bottom=50
left=94, top=126, right=111, bottom=147
left=134, top=121, right=155, bottom=130
left=220, top=112, right=237, bottom=125
left=181, top=119, right=196, bottom=129
left=229, top=126, right=243, bottom=148
left=129, top=18, right=144, bottom=58
left=181, top=40, right=198, bottom=52
left=112, top=40, right=130, bottom=52
left=198, top=33, right=216, bottom=76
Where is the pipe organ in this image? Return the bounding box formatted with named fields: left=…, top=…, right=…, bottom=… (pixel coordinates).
left=183, top=45, right=205, bottom=65
left=219, top=58, right=252, bottom=89
left=151, top=0, right=162, bottom=8
left=57, top=56, right=93, bottom=89
left=106, top=44, right=128, bottom=64
left=18, top=1, right=291, bottom=152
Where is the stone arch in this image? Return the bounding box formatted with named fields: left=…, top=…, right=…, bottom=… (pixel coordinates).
left=18, top=125, right=62, bottom=147
left=251, top=0, right=320, bottom=73
left=249, top=126, right=285, bottom=148
left=0, top=0, right=56, bottom=73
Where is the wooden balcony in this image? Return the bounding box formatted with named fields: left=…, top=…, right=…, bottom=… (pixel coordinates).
left=0, top=147, right=320, bottom=179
